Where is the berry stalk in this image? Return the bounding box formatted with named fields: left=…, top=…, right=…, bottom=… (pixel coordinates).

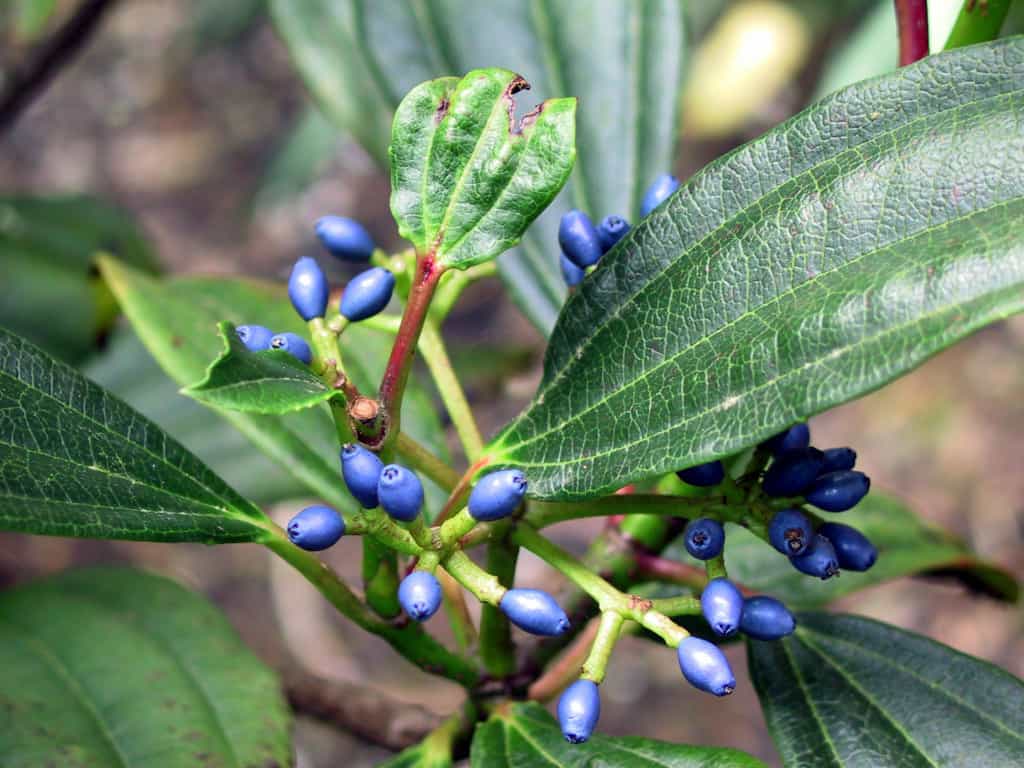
left=579, top=611, right=624, bottom=684
left=419, top=320, right=484, bottom=460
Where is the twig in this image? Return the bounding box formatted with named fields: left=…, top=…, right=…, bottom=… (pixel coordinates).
left=894, top=0, right=930, bottom=66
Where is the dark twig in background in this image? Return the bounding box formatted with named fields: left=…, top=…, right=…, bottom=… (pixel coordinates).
left=894, top=0, right=930, bottom=65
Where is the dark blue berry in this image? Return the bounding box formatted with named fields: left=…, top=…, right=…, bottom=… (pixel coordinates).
left=683, top=518, right=725, bottom=560
left=287, top=505, right=345, bottom=551
left=789, top=534, right=839, bottom=579
left=761, top=423, right=810, bottom=456
left=701, top=578, right=743, bottom=637
left=236, top=324, right=274, bottom=352
left=287, top=256, right=329, bottom=321
left=762, top=448, right=825, bottom=497
left=676, top=636, right=735, bottom=696
left=740, top=596, right=796, bottom=640
left=805, top=470, right=870, bottom=512
left=819, top=522, right=877, bottom=571
left=596, top=215, right=630, bottom=252
left=270, top=332, right=312, bottom=364
left=821, top=447, right=857, bottom=473
left=676, top=460, right=725, bottom=487
left=340, top=267, right=395, bottom=321
left=768, top=508, right=814, bottom=556
left=558, top=679, right=600, bottom=744
left=340, top=443, right=383, bottom=509
left=377, top=464, right=423, bottom=522
left=640, top=173, right=680, bottom=216
left=499, top=589, right=570, bottom=636
left=558, top=210, right=603, bottom=268
left=315, top=215, right=375, bottom=261
left=468, top=469, right=527, bottom=521
left=398, top=571, right=442, bottom=621
left=560, top=251, right=585, bottom=287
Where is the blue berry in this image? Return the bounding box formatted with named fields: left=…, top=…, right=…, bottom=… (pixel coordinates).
left=768, top=508, right=814, bottom=556
left=557, top=679, right=600, bottom=744
left=596, top=215, right=630, bottom=252
left=398, top=571, right=442, bottom=622
left=761, top=423, right=810, bottom=456
left=499, top=589, right=570, bottom=636
left=315, top=215, right=375, bottom=261
left=560, top=251, right=585, bottom=287
left=740, top=596, right=796, bottom=640
left=821, top=447, right=857, bottom=473
left=640, top=173, right=680, bottom=216
left=468, top=469, right=527, bottom=521
left=287, top=256, right=329, bottom=320
left=805, top=470, right=870, bottom=512
left=762, top=448, right=825, bottom=497
left=683, top=518, right=725, bottom=560
left=701, top=578, right=743, bottom=637
left=377, top=464, right=423, bottom=522
left=789, top=534, right=839, bottom=579
left=819, top=522, right=877, bottom=571
left=287, top=505, right=345, bottom=551
left=236, top=324, right=274, bottom=352
left=676, top=636, right=735, bottom=696
left=340, top=267, right=395, bottom=321
left=270, top=332, right=312, bottom=364
left=676, top=460, right=725, bottom=487
left=340, top=443, right=383, bottom=509
left=558, top=210, right=603, bottom=268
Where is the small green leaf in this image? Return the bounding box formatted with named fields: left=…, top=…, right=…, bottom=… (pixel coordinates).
left=749, top=613, right=1024, bottom=767
left=0, top=567, right=291, bottom=767
left=490, top=39, right=1024, bottom=500
left=0, top=328, right=270, bottom=543
left=185, top=321, right=337, bottom=414
left=390, top=68, right=575, bottom=270
left=470, top=702, right=767, bottom=767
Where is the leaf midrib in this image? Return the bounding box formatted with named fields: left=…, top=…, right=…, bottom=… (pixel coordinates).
left=778, top=639, right=844, bottom=768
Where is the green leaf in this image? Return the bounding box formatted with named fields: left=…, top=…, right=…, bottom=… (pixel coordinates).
left=0, top=328, right=270, bottom=543
left=390, top=68, right=575, bottom=270
left=749, top=612, right=1024, bottom=767
left=0, top=567, right=291, bottom=767
left=270, top=0, right=686, bottom=332
left=489, top=39, right=1024, bottom=500
left=470, top=702, right=766, bottom=767
left=0, top=195, right=157, bottom=364
left=185, top=321, right=337, bottom=414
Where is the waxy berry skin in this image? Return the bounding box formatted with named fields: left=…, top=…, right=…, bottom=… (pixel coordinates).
left=640, top=173, right=680, bottom=216
left=560, top=251, right=585, bottom=287
left=340, top=443, right=383, bottom=509
left=684, top=518, right=726, bottom=560
left=377, top=464, right=423, bottom=522
left=287, top=505, right=345, bottom=551
left=287, top=256, right=329, bottom=320
left=676, top=460, right=725, bottom=487
left=596, top=215, right=630, bottom=252
left=676, top=637, right=735, bottom=696
left=701, top=578, right=743, bottom=637
left=740, top=596, right=796, bottom=640
left=790, top=534, right=840, bottom=579
left=768, top=508, right=814, bottom=556
left=315, top=215, right=375, bottom=261
left=398, top=571, right=442, bottom=622
left=819, top=522, right=877, bottom=571
left=761, top=423, right=810, bottom=456
left=340, top=267, right=396, bottom=322
left=236, top=324, right=274, bottom=352
left=762, top=448, right=825, bottom=497
left=499, top=589, right=570, bottom=636
left=558, top=679, right=600, bottom=744
left=805, top=470, right=871, bottom=512
left=270, top=332, right=312, bottom=364
left=558, top=210, right=603, bottom=268
left=468, top=469, right=528, bottom=521
left=821, top=447, right=857, bottom=473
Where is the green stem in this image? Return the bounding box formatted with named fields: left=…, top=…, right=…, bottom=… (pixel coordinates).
left=443, top=549, right=506, bottom=605
left=944, top=0, right=1012, bottom=49
left=580, top=611, right=623, bottom=684
left=439, top=507, right=477, bottom=548
left=431, top=261, right=498, bottom=319
left=648, top=594, right=702, bottom=617
left=479, top=539, right=518, bottom=677
left=437, top=566, right=477, bottom=654
left=362, top=537, right=402, bottom=618
left=420, top=320, right=484, bottom=460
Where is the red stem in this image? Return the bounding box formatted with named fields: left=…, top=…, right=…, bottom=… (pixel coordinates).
left=895, top=0, right=930, bottom=66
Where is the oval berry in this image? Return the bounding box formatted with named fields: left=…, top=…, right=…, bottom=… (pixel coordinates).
left=286, top=505, right=345, bottom=551
left=676, top=460, right=725, bottom=487
left=236, top=324, right=274, bottom=352
left=377, top=464, right=423, bottom=522
left=468, top=469, right=527, bottom=521
left=398, top=571, right=442, bottom=622
left=819, top=522, right=877, bottom=571
left=767, top=508, right=814, bottom=556
left=270, top=332, right=312, bottom=364
left=676, top=636, right=735, bottom=696
left=340, top=267, right=395, bottom=322
left=315, top=215, right=375, bottom=261
left=287, top=256, right=329, bottom=320
left=683, top=518, right=725, bottom=560
left=740, top=596, right=796, bottom=640
left=762, top=448, right=825, bottom=497
left=340, top=443, right=383, bottom=509
left=761, top=423, right=810, bottom=456
left=557, top=679, right=600, bottom=744
left=821, top=446, right=857, bottom=473
left=789, top=534, right=840, bottom=579
left=560, top=251, right=585, bottom=287
left=640, top=173, right=680, bottom=216
left=701, top=578, right=743, bottom=637
left=499, top=589, right=570, bottom=636
left=805, top=470, right=870, bottom=512
left=558, top=210, right=603, bottom=268
left=596, top=215, right=630, bottom=252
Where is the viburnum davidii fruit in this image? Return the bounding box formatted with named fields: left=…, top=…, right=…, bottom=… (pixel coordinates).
left=315, top=215, right=375, bottom=261
left=287, top=505, right=345, bottom=551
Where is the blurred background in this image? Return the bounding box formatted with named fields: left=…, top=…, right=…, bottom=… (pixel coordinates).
left=1, top=1, right=1022, bottom=765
